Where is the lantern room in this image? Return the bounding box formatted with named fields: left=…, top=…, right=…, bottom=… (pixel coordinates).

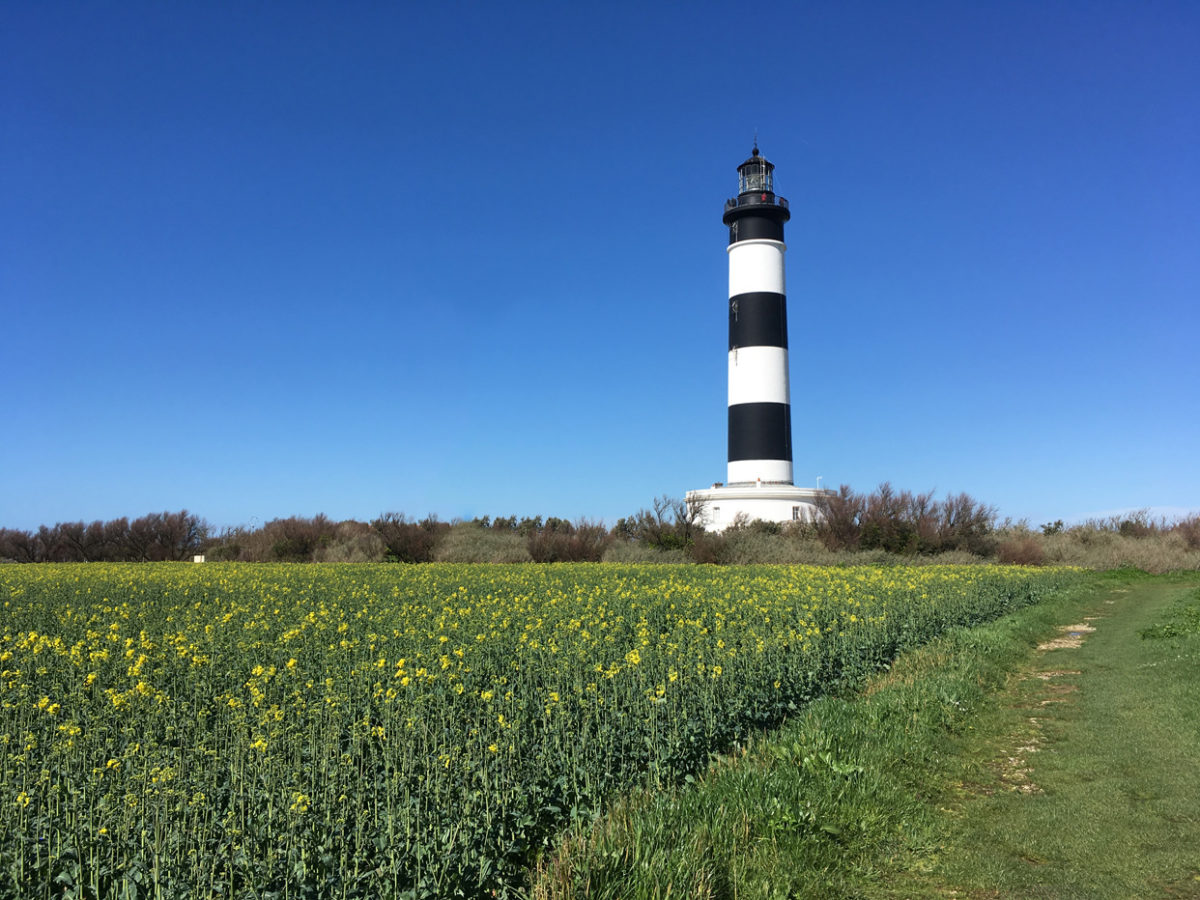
left=737, top=145, right=774, bottom=196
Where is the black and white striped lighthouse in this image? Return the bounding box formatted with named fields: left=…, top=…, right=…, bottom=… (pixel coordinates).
left=687, top=146, right=824, bottom=529
left=724, top=145, right=793, bottom=486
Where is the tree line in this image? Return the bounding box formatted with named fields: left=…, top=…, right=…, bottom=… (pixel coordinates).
left=4, top=487, right=1196, bottom=566
left=0, top=511, right=208, bottom=563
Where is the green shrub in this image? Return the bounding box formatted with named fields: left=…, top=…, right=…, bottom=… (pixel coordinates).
left=434, top=524, right=532, bottom=563
left=313, top=522, right=387, bottom=562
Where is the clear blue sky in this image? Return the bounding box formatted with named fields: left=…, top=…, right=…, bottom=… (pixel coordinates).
left=3, top=1, right=1197, bottom=532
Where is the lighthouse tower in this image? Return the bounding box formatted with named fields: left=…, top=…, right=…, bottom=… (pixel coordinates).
left=687, top=146, right=825, bottom=530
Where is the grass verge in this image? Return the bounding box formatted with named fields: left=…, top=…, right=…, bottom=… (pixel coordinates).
left=527, top=572, right=1200, bottom=899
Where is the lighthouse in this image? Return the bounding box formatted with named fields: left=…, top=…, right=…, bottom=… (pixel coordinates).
left=687, top=146, right=824, bottom=530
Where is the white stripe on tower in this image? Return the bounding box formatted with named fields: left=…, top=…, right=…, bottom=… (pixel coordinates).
left=728, top=240, right=785, bottom=296
left=723, top=145, right=794, bottom=486
left=727, top=345, right=789, bottom=407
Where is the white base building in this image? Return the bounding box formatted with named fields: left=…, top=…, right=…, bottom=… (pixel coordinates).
left=686, top=482, right=824, bottom=531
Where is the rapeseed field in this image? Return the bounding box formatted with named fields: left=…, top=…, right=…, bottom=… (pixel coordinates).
left=0, top=563, right=1079, bottom=898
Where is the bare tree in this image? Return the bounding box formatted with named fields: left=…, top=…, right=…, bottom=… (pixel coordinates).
left=0, top=529, right=40, bottom=562
left=613, top=496, right=704, bottom=551
left=815, top=485, right=865, bottom=551
left=371, top=512, right=444, bottom=563
left=157, top=510, right=209, bottom=560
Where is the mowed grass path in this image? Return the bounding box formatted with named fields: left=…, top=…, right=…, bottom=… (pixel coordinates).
left=907, top=574, right=1200, bottom=899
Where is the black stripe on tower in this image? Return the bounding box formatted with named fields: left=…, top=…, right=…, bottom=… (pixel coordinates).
left=728, top=403, right=792, bottom=462
left=727, top=215, right=784, bottom=244
left=729, top=292, right=788, bottom=350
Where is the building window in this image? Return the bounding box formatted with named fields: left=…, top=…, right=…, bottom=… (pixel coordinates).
left=792, top=506, right=802, bottom=521
left=713, top=507, right=721, bottom=523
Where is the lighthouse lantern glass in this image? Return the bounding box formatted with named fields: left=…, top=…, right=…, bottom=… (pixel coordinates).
left=739, top=161, right=773, bottom=195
